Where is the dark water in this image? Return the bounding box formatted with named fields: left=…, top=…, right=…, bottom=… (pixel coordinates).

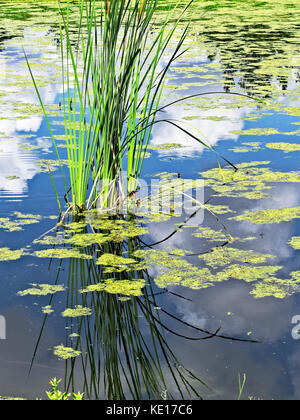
left=1, top=0, right=300, bottom=400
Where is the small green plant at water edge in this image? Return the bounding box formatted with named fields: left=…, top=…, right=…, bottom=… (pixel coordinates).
left=46, top=378, right=84, bottom=400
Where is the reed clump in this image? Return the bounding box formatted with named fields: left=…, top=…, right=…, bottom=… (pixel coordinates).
left=26, top=0, right=192, bottom=213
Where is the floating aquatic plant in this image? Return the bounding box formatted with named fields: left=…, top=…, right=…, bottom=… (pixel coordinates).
left=34, top=248, right=92, bottom=260
left=232, top=206, right=300, bottom=224
left=250, top=278, right=300, bottom=299
left=18, top=284, right=65, bottom=296
left=266, top=142, right=300, bottom=152
left=0, top=248, right=23, bottom=261
left=81, top=278, right=146, bottom=296
left=289, top=236, right=300, bottom=249
left=62, top=305, right=92, bottom=317
left=42, top=305, right=54, bottom=315
left=215, top=264, right=283, bottom=283
left=198, top=247, right=275, bottom=268
left=53, top=345, right=81, bottom=360
left=192, top=226, right=229, bottom=242
left=202, top=161, right=300, bottom=201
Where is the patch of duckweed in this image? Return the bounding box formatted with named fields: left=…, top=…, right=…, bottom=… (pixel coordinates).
left=133, top=248, right=214, bottom=289
left=65, top=233, right=109, bottom=247
left=81, top=278, right=146, bottom=296
left=291, top=271, right=300, bottom=281
left=69, top=333, right=80, bottom=338
left=202, top=162, right=300, bottom=201
left=53, top=345, right=81, bottom=360
left=148, top=143, right=187, bottom=151
left=155, top=267, right=214, bottom=290
left=34, top=235, right=66, bottom=246
left=0, top=248, right=23, bottom=261
left=133, top=248, right=191, bottom=269
left=231, top=128, right=279, bottom=136
left=42, top=305, right=54, bottom=315
left=205, top=204, right=234, bottom=214
left=0, top=218, right=23, bottom=232
left=192, top=226, right=229, bottom=242
left=18, top=284, right=65, bottom=296
left=266, top=142, right=300, bottom=152
left=141, top=213, right=175, bottom=223
left=198, top=247, right=275, bottom=268
left=282, top=106, right=300, bottom=116
left=14, top=211, right=41, bottom=220
left=250, top=278, right=300, bottom=299
left=61, top=306, right=92, bottom=318
left=0, top=213, right=41, bottom=232
left=215, top=264, right=282, bottom=282
left=64, top=221, right=87, bottom=232
left=34, top=248, right=92, bottom=260
left=289, top=237, right=300, bottom=249
left=238, top=236, right=257, bottom=242
left=36, top=159, right=69, bottom=173
left=96, top=253, right=138, bottom=271
left=19, top=143, right=42, bottom=152
left=88, top=218, right=149, bottom=241
left=230, top=147, right=253, bottom=153
left=232, top=206, right=300, bottom=224
left=242, top=142, right=261, bottom=148
left=230, top=142, right=262, bottom=153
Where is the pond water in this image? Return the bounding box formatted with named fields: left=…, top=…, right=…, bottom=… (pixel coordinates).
left=1, top=0, right=300, bottom=400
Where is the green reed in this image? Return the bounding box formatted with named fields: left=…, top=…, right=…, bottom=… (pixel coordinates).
left=25, top=0, right=193, bottom=212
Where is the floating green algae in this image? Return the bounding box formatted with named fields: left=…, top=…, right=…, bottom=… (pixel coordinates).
left=89, top=219, right=148, bottom=241
left=65, top=233, right=109, bottom=247
left=69, top=333, right=80, bottom=339
left=96, top=253, right=140, bottom=273
left=202, top=162, right=300, bottom=201
left=242, top=142, right=262, bottom=148
left=53, top=345, right=81, bottom=360
left=132, top=245, right=289, bottom=295
left=81, top=278, right=146, bottom=296
left=198, top=247, right=275, bottom=268
left=230, top=147, right=253, bottom=153
left=0, top=217, right=39, bottom=232
left=133, top=248, right=190, bottom=270
left=205, top=204, right=234, bottom=214
left=62, top=305, right=92, bottom=318
left=34, top=235, right=66, bottom=246
left=289, top=237, right=300, bottom=249
left=148, top=143, right=187, bottom=151
left=36, top=159, right=69, bottom=173
left=34, top=248, right=92, bottom=260
left=266, top=142, right=300, bottom=152
left=64, top=221, right=87, bottom=232
left=232, top=206, right=300, bottom=224
left=230, top=142, right=262, bottom=153
left=215, top=264, right=283, bottom=282
left=192, top=226, right=229, bottom=242
left=132, top=248, right=212, bottom=289
left=231, top=128, right=280, bottom=136
left=96, top=253, right=137, bottom=267
left=0, top=248, right=23, bottom=261
left=42, top=305, right=54, bottom=315
left=13, top=211, right=41, bottom=220
left=250, top=278, right=300, bottom=299
left=155, top=266, right=214, bottom=290
left=18, top=284, right=65, bottom=296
